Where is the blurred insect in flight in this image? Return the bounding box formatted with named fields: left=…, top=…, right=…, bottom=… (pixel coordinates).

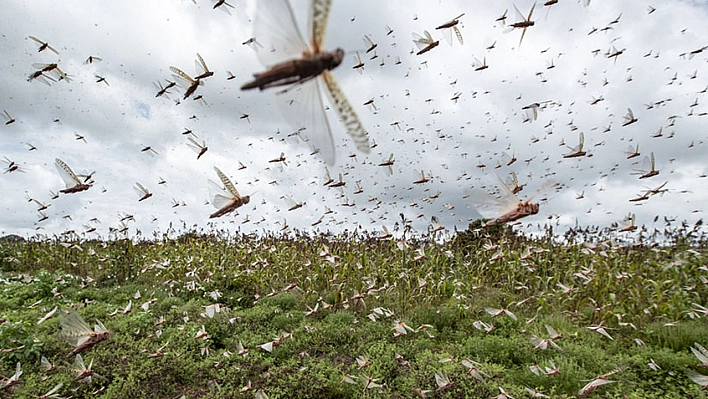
left=134, top=182, right=153, bottom=202
left=55, top=158, right=92, bottom=194
left=240, top=0, right=370, bottom=165
left=378, top=153, right=395, bottom=175
left=170, top=53, right=212, bottom=99
left=3, top=110, right=15, bottom=125
left=508, top=3, right=536, bottom=46
left=617, top=213, right=637, bottom=232
left=634, top=152, right=659, bottom=179
left=28, top=35, right=59, bottom=54
left=563, top=132, right=587, bottom=158
left=209, top=166, right=250, bottom=218
left=622, top=108, right=638, bottom=126
left=413, top=30, right=440, bottom=55
left=363, top=35, right=377, bottom=53
left=187, top=136, right=208, bottom=159
left=625, top=144, right=640, bottom=159
left=212, top=0, right=235, bottom=14
left=436, top=13, right=465, bottom=45
left=471, top=178, right=556, bottom=226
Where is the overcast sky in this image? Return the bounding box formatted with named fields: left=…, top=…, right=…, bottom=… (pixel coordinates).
left=1, top=0, right=707, bottom=240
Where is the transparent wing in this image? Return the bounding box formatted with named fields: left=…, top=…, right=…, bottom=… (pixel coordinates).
left=187, top=137, right=205, bottom=152
left=504, top=171, right=520, bottom=189
left=310, top=0, right=332, bottom=51
left=639, top=153, right=654, bottom=172
left=513, top=4, right=525, bottom=22
left=434, top=371, right=449, bottom=387
left=252, top=0, right=309, bottom=67
left=440, top=27, right=453, bottom=46
left=321, top=70, right=370, bottom=155
left=686, top=370, right=708, bottom=387
left=525, top=179, right=559, bottom=203
left=208, top=180, right=236, bottom=209
left=40, top=356, right=53, bottom=372
left=276, top=78, right=335, bottom=164
left=32, top=62, right=55, bottom=70
left=413, top=31, right=434, bottom=50
left=465, top=186, right=519, bottom=219
left=214, top=166, right=239, bottom=197
left=169, top=67, right=195, bottom=89
left=545, top=324, right=559, bottom=338
left=55, top=159, right=81, bottom=187
left=692, top=343, right=708, bottom=364
left=73, top=354, right=86, bottom=372
left=649, top=152, right=655, bottom=170
left=134, top=182, right=149, bottom=197
left=58, top=310, right=93, bottom=347
left=94, top=320, right=108, bottom=334
left=283, top=195, right=299, bottom=208
left=44, top=382, right=63, bottom=396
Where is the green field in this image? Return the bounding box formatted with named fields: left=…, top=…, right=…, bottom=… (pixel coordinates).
left=1, top=222, right=708, bottom=398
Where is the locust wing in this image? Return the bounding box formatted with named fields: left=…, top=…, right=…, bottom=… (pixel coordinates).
left=467, top=178, right=522, bottom=220
left=321, top=70, right=370, bottom=156
left=209, top=180, right=236, bottom=210
left=309, top=0, right=332, bottom=52
left=253, top=0, right=309, bottom=67
left=214, top=166, right=239, bottom=197
left=55, top=159, right=82, bottom=188
left=169, top=67, right=197, bottom=93
left=58, top=310, right=94, bottom=347
left=413, top=30, right=435, bottom=50
left=29, top=36, right=59, bottom=54
left=276, top=78, right=336, bottom=163
left=195, top=53, right=211, bottom=77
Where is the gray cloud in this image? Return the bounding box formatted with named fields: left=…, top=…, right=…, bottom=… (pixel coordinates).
left=1, top=0, right=707, bottom=239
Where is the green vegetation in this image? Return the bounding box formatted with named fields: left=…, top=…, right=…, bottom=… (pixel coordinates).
left=0, top=222, right=707, bottom=398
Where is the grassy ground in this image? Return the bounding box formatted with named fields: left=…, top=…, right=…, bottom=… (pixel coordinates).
left=0, top=222, right=707, bottom=398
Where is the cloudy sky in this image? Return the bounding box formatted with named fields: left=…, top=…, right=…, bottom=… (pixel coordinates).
left=1, top=0, right=707, bottom=240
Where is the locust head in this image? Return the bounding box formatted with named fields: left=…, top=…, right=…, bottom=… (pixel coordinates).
left=329, top=48, right=345, bottom=69
left=527, top=202, right=539, bottom=215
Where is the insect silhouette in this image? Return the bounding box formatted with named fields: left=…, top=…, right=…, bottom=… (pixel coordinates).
left=3, top=110, right=15, bottom=125
left=509, top=3, right=536, bottom=46
left=28, top=36, right=59, bottom=54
